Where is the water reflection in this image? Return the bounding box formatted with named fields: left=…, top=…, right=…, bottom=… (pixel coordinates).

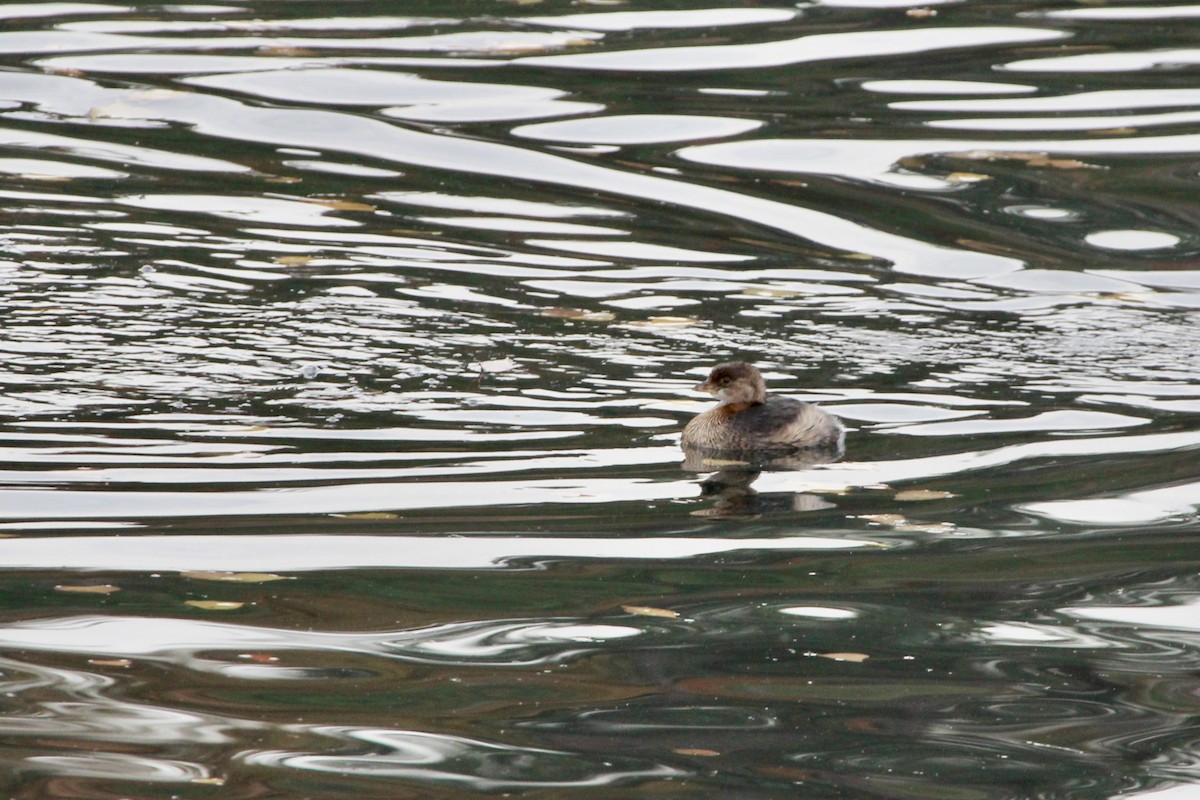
left=0, top=0, right=1197, bottom=798
left=683, top=445, right=845, bottom=519
left=249, top=728, right=686, bottom=791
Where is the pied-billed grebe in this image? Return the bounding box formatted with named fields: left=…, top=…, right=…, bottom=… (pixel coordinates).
left=682, top=362, right=844, bottom=453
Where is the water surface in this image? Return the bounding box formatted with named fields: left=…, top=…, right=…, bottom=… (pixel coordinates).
left=0, top=1, right=1198, bottom=798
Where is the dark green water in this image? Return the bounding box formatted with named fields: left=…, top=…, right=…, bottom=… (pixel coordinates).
left=0, top=1, right=1197, bottom=797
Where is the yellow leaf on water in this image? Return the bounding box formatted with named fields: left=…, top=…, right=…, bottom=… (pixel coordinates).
left=857, top=513, right=955, bottom=533
left=899, top=522, right=957, bottom=533
left=333, top=512, right=401, bottom=520
left=275, top=255, right=316, bottom=266
left=182, top=571, right=290, bottom=583
left=88, top=658, right=132, bottom=667
left=674, top=748, right=720, bottom=756
left=539, top=307, right=616, bottom=322
left=190, top=777, right=226, bottom=786
left=1100, top=291, right=1153, bottom=303
left=818, top=652, right=870, bottom=663
left=625, top=316, right=699, bottom=328
left=1028, top=157, right=1096, bottom=169
left=185, top=601, right=245, bottom=611
left=858, top=514, right=908, bottom=526
left=623, top=605, right=680, bottom=619
left=255, top=46, right=317, bottom=57
left=701, top=457, right=751, bottom=467
left=894, top=490, right=957, bottom=502
left=55, top=584, right=120, bottom=594
left=946, top=172, right=990, bottom=183
left=302, top=197, right=377, bottom=212
left=949, top=150, right=1100, bottom=170
left=19, top=173, right=70, bottom=182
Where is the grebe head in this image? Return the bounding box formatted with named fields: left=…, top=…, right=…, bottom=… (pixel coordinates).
left=694, top=361, right=767, bottom=407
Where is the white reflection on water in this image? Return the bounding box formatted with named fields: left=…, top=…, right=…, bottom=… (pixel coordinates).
left=24, top=753, right=209, bottom=782
left=1064, top=597, right=1200, bottom=631
left=119, top=193, right=363, bottom=227
left=63, top=15, right=457, bottom=34
left=249, top=728, right=686, bottom=790
left=187, top=67, right=602, bottom=123
left=0, top=157, right=125, bottom=178
left=681, top=133, right=1200, bottom=191
left=1006, top=49, right=1200, bottom=72
left=0, top=73, right=1026, bottom=278
left=0, top=2, right=1193, bottom=798
left=1023, top=478, right=1200, bottom=526
left=0, top=534, right=878, bottom=570
left=1119, top=784, right=1200, bottom=800
left=0, top=614, right=651, bottom=668
left=754, top=431, right=1200, bottom=495
left=973, top=622, right=1114, bottom=648
left=0, top=119, right=247, bottom=172
left=929, top=109, right=1200, bottom=132
left=513, top=114, right=762, bottom=145
left=881, top=409, right=1147, bottom=436
left=862, top=79, right=1036, bottom=94
left=1086, top=230, right=1181, bottom=251
left=0, top=423, right=1194, bottom=520
left=521, top=8, right=797, bottom=31
left=890, top=88, right=1200, bottom=112
left=517, top=26, right=1064, bottom=71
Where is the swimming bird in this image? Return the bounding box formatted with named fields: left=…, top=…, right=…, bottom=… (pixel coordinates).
left=682, top=361, right=844, bottom=454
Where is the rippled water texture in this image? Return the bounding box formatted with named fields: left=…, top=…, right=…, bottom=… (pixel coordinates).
left=0, top=1, right=1198, bottom=798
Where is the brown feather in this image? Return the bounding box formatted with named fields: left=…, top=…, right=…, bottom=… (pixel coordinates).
left=683, top=363, right=843, bottom=453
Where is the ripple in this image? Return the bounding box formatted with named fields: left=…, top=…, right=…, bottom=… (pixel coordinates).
left=518, top=26, right=1065, bottom=72
left=0, top=4, right=1196, bottom=799
left=248, top=728, right=685, bottom=790
left=521, top=8, right=797, bottom=31
left=1038, top=6, right=1200, bottom=21
left=0, top=534, right=878, bottom=570
left=1064, top=597, right=1200, bottom=632
left=0, top=4, right=133, bottom=21
left=0, top=613, right=656, bottom=668
left=890, top=88, right=1200, bottom=112
left=23, top=753, right=210, bottom=782
left=862, top=79, right=1036, bottom=94
left=883, top=409, right=1148, bottom=437
left=1006, top=49, right=1200, bottom=73
left=116, top=193, right=364, bottom=227
left=513, top=114, right=761, bottom=145
left=680, top=133, right=1200, bottom=192
left=187, top=67, right=598, bottom=123
left=1023, top=479, right=1200, bottom=525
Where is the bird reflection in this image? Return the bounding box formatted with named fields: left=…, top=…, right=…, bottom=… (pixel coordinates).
left=682, top=446, right=843, bottom=519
